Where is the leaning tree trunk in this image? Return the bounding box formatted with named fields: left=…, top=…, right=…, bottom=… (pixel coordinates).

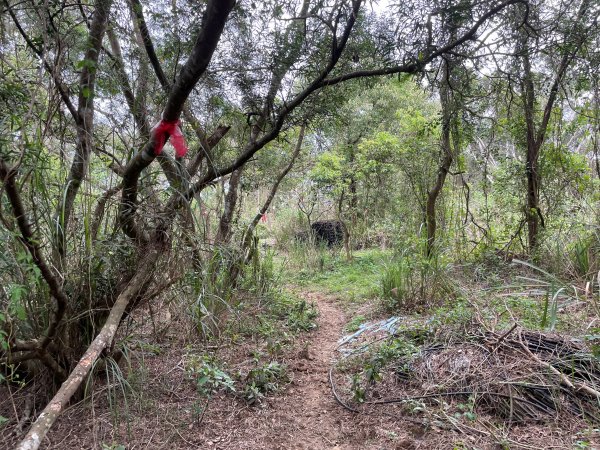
left=16, top=250, right=160, bottom=450
left=13, top=2, right=236, bottom=447
left=241, top=124, right=305, bottom=259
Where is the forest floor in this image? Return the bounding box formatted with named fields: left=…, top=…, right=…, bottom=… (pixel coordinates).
left=3, top=249, right=600, bottom=449
left=2, top=289, right=422, bottom=449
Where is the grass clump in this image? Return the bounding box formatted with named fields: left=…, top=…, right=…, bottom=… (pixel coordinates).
left=287, top=249, right=388, bottom=302
left=380, top=251, right=456, bottom=312
left=345, top=315, right=367, bottom=332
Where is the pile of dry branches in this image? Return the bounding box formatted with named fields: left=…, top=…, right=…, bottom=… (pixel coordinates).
left=333, top=327, right=600, bottom=426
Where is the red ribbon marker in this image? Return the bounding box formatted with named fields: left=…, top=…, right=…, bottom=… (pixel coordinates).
left=152, top=119, right=188, bottom=158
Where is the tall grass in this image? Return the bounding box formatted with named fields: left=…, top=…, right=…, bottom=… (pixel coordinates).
left=286, top=238, right=330, bottom=276
left=510, top=259, right=583, bottom=330
left=570, top=232, right=600, bottom=280
left=187, top=241, right=277, bottom=339
left=380, top=249, right=456, bottom=311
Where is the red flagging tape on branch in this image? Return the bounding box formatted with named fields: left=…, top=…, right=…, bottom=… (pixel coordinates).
left=152, top=119, right=188, bottom=157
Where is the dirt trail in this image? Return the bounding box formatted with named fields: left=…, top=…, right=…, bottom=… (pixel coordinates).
left=278, top=291, right=353, bottom=449
left=26, top=290, right=404, bottom=449
left=206, top=290, right=370, bottom=450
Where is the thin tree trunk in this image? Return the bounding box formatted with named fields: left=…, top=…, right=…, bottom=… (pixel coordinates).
left=520, top=42, right=542, bottom=252
left=53, top=0, right=113, bottom=259
left=426, top=57, right=455, bottom=257
left=425, top=155, right=452, bottom=257
left=215, top=168, right=243, bottom=244
left=242, top=124, right=305, bottom=256
left=518, top=0, right=590, bottom=252
left=337, top=189, right=352, bottom=261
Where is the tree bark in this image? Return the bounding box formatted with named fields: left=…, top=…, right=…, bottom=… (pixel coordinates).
left=215, top=168, right=243, bottom=244
left=16, top=251, right=159, bottom=450
left=426, top=55, right=456, bottom=257
left=337, top=189, right=352, bottom=261
left=53, top=0, right=113, bottom=259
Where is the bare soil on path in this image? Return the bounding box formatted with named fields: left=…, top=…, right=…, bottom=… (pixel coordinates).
left=200, top=290, right=418, bottom=450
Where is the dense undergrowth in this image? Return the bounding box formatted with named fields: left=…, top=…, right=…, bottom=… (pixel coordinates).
left=283, top=240, right=600, bottom=448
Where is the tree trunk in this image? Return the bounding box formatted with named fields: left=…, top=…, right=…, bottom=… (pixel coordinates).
left=337, top=189, right=352, bottom=261
left=53, top=0, right=113, bottom=259
left=518, top=0, right=589, bottom=253
left=215, top=168, right=243, bottom=244
left=16, top=250, right=159, bottom=450
left=525, top=142, right=542, bottom=251
left=242, top=124, right=305, bottom=257
left=426, top=57, right=456, bottom=257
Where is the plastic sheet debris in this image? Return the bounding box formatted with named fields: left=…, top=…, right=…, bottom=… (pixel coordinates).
left=337, top=316, right=401, bottom=355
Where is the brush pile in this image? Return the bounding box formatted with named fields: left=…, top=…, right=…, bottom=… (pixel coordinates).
left=333, top=326, right=600, bottom=426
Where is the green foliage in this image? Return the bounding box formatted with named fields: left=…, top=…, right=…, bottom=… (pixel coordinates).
left=242, top=245, right=276, bottom=295
left=185, top=354, right=287, bottom=406
left=345, top=315, right=366, bottom=332
left=569, top=231, right=600, bottom=279
left=351, top=373, right=366, bottom=403
left=188, top=246, right=243, bottom=339
left=350, top=336, right=419, bottom=402
left=286, top=299, right=318, bottom=332
left=101, top=444, right=126, bottom=450
left=290, top=249, right=386, bottom=302
left=310, top=152, right=345, bottom=187
left=455, top=396, right=477, bottom=422
left=510, top=259, right=581, bottom=331
left=285, top=239, right=330, bottom=278
left=380, top=249, right=456, bottom=311
left=186, top=355, right=236, bottom=398
left=265, top=291, right=319, bottom=333
left=381, top=259, right=412, bottom=305
left=242, top=361, right=288, bottom=405
left=430, top=299, right=473, bottom=329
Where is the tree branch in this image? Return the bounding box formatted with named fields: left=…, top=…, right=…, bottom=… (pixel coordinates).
left=4, top=0, right=79, bottom=121
left=53, top=0, right=114, bottom=258
left=242, top=123, right=305, bottom=254
left=0, top=159, right=69, bottom=351
left=118, top=0, right=235, bottom=240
